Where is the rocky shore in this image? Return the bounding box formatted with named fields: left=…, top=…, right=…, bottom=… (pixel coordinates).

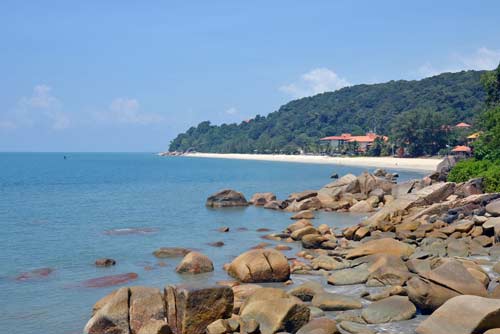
left=84, top=160, right=500, bottom=334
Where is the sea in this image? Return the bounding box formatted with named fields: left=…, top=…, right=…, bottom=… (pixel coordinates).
left=0, top=153, right=426, bottom=334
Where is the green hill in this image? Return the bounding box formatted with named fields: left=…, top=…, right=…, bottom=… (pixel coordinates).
left=169, top=70, right=486, bottom=153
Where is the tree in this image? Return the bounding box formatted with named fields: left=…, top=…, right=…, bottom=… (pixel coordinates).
left=473, top=62, right=500, bottom=161
left=391, top=109, right=448, bottom=157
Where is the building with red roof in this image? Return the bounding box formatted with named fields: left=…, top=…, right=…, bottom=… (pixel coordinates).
left=320, top=132, right=387, bottom=152
left=451, top=145, right=472, bottom=157
left=455, top=122, right=471, bottom=128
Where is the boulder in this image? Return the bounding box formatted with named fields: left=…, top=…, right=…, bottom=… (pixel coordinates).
left=416, top=295, right=500, bottom=334
left=327, top=264, right=370, bottom=285
left=175, top=252, right=214, bottom=274
left=288, top=197, right=322, bottom=212
left=240, top=288, right=310, bottom=334
left=349, top=200, right=374, bottom=213
left=362, top=195, right=418, bottom=228
left=286, top=219, right=313, bottom=233
left=392, top=180, right=417, bottom=198
left=454, top=178, right=483, bottom=197
left=311, top=292, right=362, bottom=311
left=312, top=255, right=347, bottom=271
left=288, top=190, right=318, bottom=202
left=227, top=249, right=290, bottom=283
left=206, top=189, right=248, bottom=208
left=206, top=319, right=230, bottom=334
left=296, top=318, right=339, bottom=334
left=84, top=287, right=130, bottom=334
left=411, top=182, right=456, bottom=207
left=338, top=321, right=376, bottom=334
left=137, top=320, right=171, bottom=334
left=291, top=210, right=315, bottom=220
left=361, top=296, right=416, bottom=324
left=407, top=259, right=488, bottom=313
left=250, top=193, right=277, bottom=206
left=357, top=172, right=378, bottom=195
left=232, top=284, right=262, bottom=313
left=486, top=199, right=500, bottom=216
left=301, top=234, right=326, bottom=249
left=129, top=287, right=166, bottom=334
left=165, top=284, right=233, bottom=334
left=264, top=200, right=287, bottom=210
left=291, top=226, right=319, bottom=240
left=288, top=281, right=324, bottom=302
left=345, top=238, right=414, bottom=259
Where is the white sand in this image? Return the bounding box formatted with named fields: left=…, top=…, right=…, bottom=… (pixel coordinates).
left=183, top=153, right=442, bottom=172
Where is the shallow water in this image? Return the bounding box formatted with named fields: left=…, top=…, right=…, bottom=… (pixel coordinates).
left=0, top=153, right=424, bottom=334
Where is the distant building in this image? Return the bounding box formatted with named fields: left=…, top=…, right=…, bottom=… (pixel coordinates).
left=455, top=122, right=472, bottom=128
left=451, top=145, right=472, bottom=158
left=320, top=132, right=387, bottom=152
left=467, top=131, right=481, bottom=144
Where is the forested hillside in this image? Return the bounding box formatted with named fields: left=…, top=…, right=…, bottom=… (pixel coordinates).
left=169, top=70, right=486, bottom=153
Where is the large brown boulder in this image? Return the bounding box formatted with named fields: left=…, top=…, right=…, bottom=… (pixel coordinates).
left=345, top=238, right=414, bottom=259
left=206, top=189, right=249, bottom=208
left=357, top=172, right=378, bottom=195
left=349, top=200, right=374, bottom=213
left=250, top=193, right=277, bottom=206
left=411, top=182, right=456, bottom=207
left=239, top=288, right=310, bottom=334
left=85, top=287, right=130, bottom=334
left=227, top=249, right=290, bottom=283
left=129, top=287, right=166, bottom=334
left=416, top=295, right=500, bottom=334
left=175, top=252, right=214, bottom=274
left=407, top=259, right=488, bottom=313
left=165, top=284, right=233, bottom=334
left=311, top=292, right=362, bottom=311
left=487, top=199, right=500, bottom=216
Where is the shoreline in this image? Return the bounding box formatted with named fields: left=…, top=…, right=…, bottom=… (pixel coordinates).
left=183, top=152, right=442, bottom=172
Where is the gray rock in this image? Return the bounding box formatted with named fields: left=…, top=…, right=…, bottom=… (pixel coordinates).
left=311, top=292, right=363, bottom=311
left=361, top=296, right=416, bottom=324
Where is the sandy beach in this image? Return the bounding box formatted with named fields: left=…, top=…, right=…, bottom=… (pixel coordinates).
left=184, top=153, right=442, bottom=172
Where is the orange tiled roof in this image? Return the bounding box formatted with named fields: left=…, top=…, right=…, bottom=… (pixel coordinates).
left=455, top=122, right=471, bottom=128
left=451, top=145, right=471, bottom=153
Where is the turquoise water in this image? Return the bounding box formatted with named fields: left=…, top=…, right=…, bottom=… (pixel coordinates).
left=0, top=153, right=424, bottom=334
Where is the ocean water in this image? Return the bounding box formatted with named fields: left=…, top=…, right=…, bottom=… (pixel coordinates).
left=0, top=153, right=425, bottom=334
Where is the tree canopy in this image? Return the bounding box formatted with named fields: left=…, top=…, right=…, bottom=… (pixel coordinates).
left=169, top=70, right=486, bottom=153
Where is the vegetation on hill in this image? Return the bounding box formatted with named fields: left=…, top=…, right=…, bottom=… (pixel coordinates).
left=448, top=63, right=500, bottom=192
left=169, top=70, right=486, bottom=154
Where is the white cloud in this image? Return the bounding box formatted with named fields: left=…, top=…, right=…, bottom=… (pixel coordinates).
left=417, top=47, right=500, bottom=78
left=20, top=84, right=61, bottom=110
left=280, top=68, right=351, bottom=98
left=4, top=84, right=70, bottom=130
left=95, top=97, right=165, bottom=125
left=225, top=107, right=238, bottom=115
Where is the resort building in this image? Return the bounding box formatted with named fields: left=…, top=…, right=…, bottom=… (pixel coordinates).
left=320, top=132, right=387, bottom=153
left=455, top=122, right=472, bottom=129
left=451, top=145, right=472, bottom=158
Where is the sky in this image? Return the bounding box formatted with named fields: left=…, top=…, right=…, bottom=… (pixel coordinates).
left=1, top=1, right=500, bottom=152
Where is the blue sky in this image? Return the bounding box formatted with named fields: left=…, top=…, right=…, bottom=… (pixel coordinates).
left=1, top=1, right=499, bottom=152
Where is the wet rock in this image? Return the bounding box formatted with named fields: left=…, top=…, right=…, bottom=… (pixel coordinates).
left=362, top=296, right=416, bottom=324
left=291, top=210, right=315, bottom=220
left=165, top=284, right=233, bottom=334
left=206, top=189, right=249, bottom=208
left=250, top=192, right=277, bottom=206
left=286, top=219, right=313, bottom=233
left=129, top=287, right=166, bottom=334
left=153, top=247, right=191, bottom=258
left=296, top=318, right=339, bottom=334
left=227, top=249, right=290, bottom=283
left=83, top=273, right=138, bottom=288
left=288, top=197, right=322, bottom=212
left=311, top=292, right=362, bottom=311
left=289, top=190, right=318, bottom=202
left=176, top=251, right=214, bottom=274
left=206, top=319, right=231, bottom=334
left=446, top=239, right=469, bottom=257
left=264, top=200, right=288, bottom=210
left=301, top=234, right=326, bottom=249
left=95, top=258, right=116, bottom=267
left=288, top=281, right=324, bottom=302
left=240, top=288, right=310, bottom=334
left=84, top=287, right=130, bottom=334
left=416, top=295, right=500, bottom=334
left=345, top=238, right=414, bottom=259
left=218, top=227, right=230, bottom=232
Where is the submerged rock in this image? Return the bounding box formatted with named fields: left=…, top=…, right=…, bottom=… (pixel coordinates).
left=82, top=273, right=138, bottom=288
left=361, top=296, right=416, bottom=324
left=153, top=247, right=191, bottom=258
left=95, top=258, right=116, bottom=267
